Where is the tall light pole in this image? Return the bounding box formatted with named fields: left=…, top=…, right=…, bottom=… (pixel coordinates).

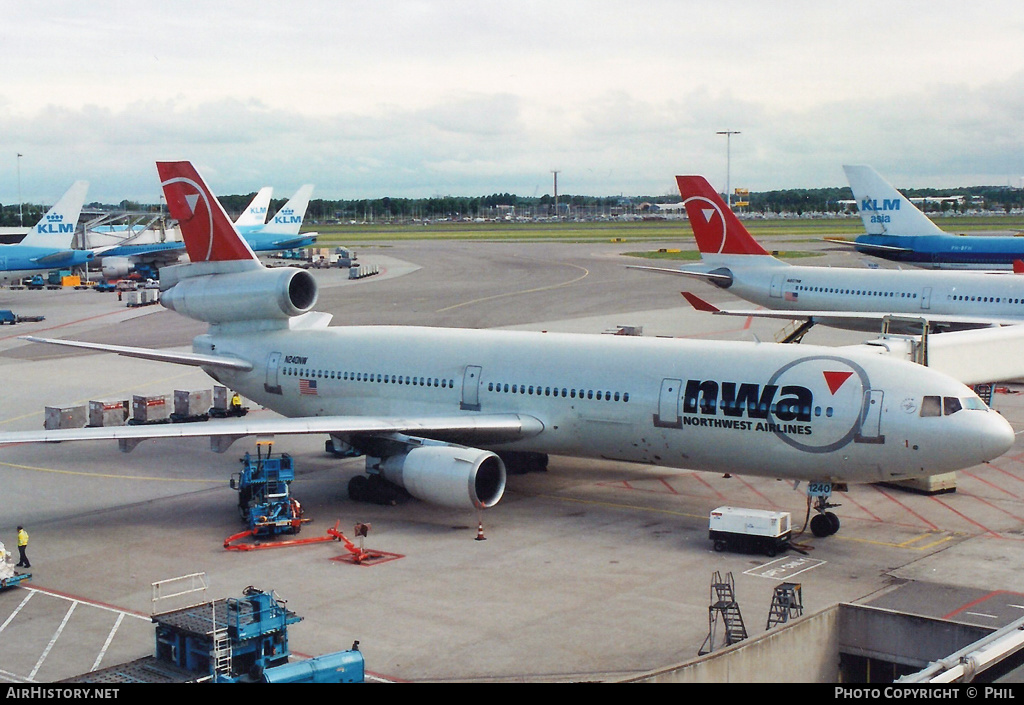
left=552, top=170, right=560, bottom=220
left=716, top=131, right=740, bottom=210
left=16, top=152, right=23, bottom=227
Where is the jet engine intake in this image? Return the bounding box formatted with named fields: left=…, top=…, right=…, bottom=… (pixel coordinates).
left=379, top=445, right=506, bottom=509
left=160, top=266, right=317, bottom=323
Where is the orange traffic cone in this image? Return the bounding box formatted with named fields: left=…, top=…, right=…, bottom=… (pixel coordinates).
left=475, top=520, right=486, bottom=541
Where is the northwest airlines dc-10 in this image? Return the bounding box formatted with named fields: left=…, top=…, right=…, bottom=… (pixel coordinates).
left=636, top=175, right=1024, bottom=340
left=3, top=162, right=1013, bottom=538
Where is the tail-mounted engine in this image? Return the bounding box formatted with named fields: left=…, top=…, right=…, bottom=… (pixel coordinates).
left=160, top=266, right=317, bottom=323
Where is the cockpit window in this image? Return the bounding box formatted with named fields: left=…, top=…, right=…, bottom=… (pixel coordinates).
left=943, top=397, right=963, bottom=415
left=920, top=395, right=941, bottom=417
left=964, top=397, right=988, bottom=411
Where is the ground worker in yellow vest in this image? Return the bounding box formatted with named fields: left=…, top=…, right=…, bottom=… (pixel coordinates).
left=16, top=526, right=30, bottom=568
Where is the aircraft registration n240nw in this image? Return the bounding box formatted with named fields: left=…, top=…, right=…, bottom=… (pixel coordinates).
left=3, top=162, right=1014, bottom=539
left=0, top=181, right=91, bottom=286
left=634, top=175, right=1024, bottom=341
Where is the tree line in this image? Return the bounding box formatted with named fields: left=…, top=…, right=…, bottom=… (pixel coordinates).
left=3, top=184, right=1024, bottom=227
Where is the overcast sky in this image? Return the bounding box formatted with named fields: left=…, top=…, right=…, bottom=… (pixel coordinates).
left=2, top=1, right=1024, bottom=204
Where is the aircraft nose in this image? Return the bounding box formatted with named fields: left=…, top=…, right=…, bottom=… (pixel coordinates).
left=980, top=412, right=1015, bottom=462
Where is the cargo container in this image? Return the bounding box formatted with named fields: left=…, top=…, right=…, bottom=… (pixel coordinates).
left=709, top=506, right=791, bottom=556
left=88, top=399, right=129, bottom=427
left=44, top=405, right=87, bottom=430
left=172, top=389, right=212, bottom=422
left=131, top=394, right=171, bottom=424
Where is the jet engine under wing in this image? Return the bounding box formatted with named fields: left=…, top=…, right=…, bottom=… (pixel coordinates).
left=0, top=413, right=545, bottom=454
left=18, top=336, right=253, bottom=371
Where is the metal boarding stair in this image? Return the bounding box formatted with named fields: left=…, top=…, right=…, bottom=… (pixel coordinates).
left=774, top=319, right=816, bottom=344
left=698, top=571, right=748, bottom=655
left=766, top=582, right=803, bottom=629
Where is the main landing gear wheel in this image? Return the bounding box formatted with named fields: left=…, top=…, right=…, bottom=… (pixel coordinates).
left=348, top=473, right=410, bottom=506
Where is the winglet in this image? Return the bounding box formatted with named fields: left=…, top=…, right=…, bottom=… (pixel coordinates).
left=681, top=291, right=721, bottom=312
left=675, top=176, right=770, bottom=256
left=156, top=161, right=259, bottom=263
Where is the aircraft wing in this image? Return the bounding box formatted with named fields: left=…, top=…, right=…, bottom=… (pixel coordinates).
left=0, top=412, right=545, bottom=454
left=18, top=336, right=253, bottom=371
left=822, top=237, right=914, bottom=255
left=680, top=292, right=1023, bottom=329
left=626, top=264, right=733, bottom=283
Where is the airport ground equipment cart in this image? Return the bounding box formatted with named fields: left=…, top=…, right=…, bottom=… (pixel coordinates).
left=230, top=443, right=308, bottom=538
left=709, top=506, right=791, bottom=556
left=59, top=586, right=364, bottom=683
left=0, top=569, right=31, bottom=590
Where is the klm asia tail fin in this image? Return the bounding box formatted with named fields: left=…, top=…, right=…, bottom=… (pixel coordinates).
left=19, top=181, right=89, bottom=248
left=843, top=165, right=946, bottom=237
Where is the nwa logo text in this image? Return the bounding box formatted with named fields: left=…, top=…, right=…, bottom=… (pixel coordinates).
left=683, top=379, right=812, bottom=422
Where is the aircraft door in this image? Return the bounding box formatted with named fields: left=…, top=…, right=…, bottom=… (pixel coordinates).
left=855, top=390, right=884, bottom=444
left=265, top=351, right=283, bottom=395
left=920, top=287, right=932, bottom=310
left=654, top=378, right=682, bottom=428
left=461, top=365, right=482, bottom=411
left=770, top=274, right=785, bottom=299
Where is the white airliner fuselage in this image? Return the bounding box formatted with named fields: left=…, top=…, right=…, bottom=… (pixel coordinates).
left=197, top=323, right=1007, bottom=485
left=706, top=257, right=1024, bottom=331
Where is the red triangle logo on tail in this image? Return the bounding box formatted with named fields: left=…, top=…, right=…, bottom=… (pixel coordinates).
left=823, top=370, right=854, bottom=395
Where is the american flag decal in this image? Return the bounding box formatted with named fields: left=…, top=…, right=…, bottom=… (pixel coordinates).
left=299, top=379, right=318, bottom=395
left=784, top=291, right=798, bottom=302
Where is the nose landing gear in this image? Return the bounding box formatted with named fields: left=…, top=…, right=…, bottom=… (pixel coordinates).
left=806, top=482, right=842, bottom=537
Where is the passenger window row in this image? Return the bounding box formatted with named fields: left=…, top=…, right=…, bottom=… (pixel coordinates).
left=487, top=382, right=629, bottom=403
left=795, top=285, right=918, bottom=299
left=281, top=367, right=455, bottom=389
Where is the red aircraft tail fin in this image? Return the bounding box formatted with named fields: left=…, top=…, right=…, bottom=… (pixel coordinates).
left=156, top=161, right=258, bottom=263
left=675, top=175, right=770, bottom=257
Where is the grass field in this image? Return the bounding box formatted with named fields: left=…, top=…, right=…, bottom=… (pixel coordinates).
left=310, top=214, right=1024, bottom=248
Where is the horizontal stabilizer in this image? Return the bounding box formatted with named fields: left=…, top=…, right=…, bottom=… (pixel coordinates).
left=823, top=237, right=913, bottom=255
left=31, top=249, right=80, bottom=266
left=626, top=264, right=733, bottom=283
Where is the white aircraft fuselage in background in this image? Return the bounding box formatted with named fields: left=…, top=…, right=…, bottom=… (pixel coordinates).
left=658, top=175, right=1024, bottom=333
